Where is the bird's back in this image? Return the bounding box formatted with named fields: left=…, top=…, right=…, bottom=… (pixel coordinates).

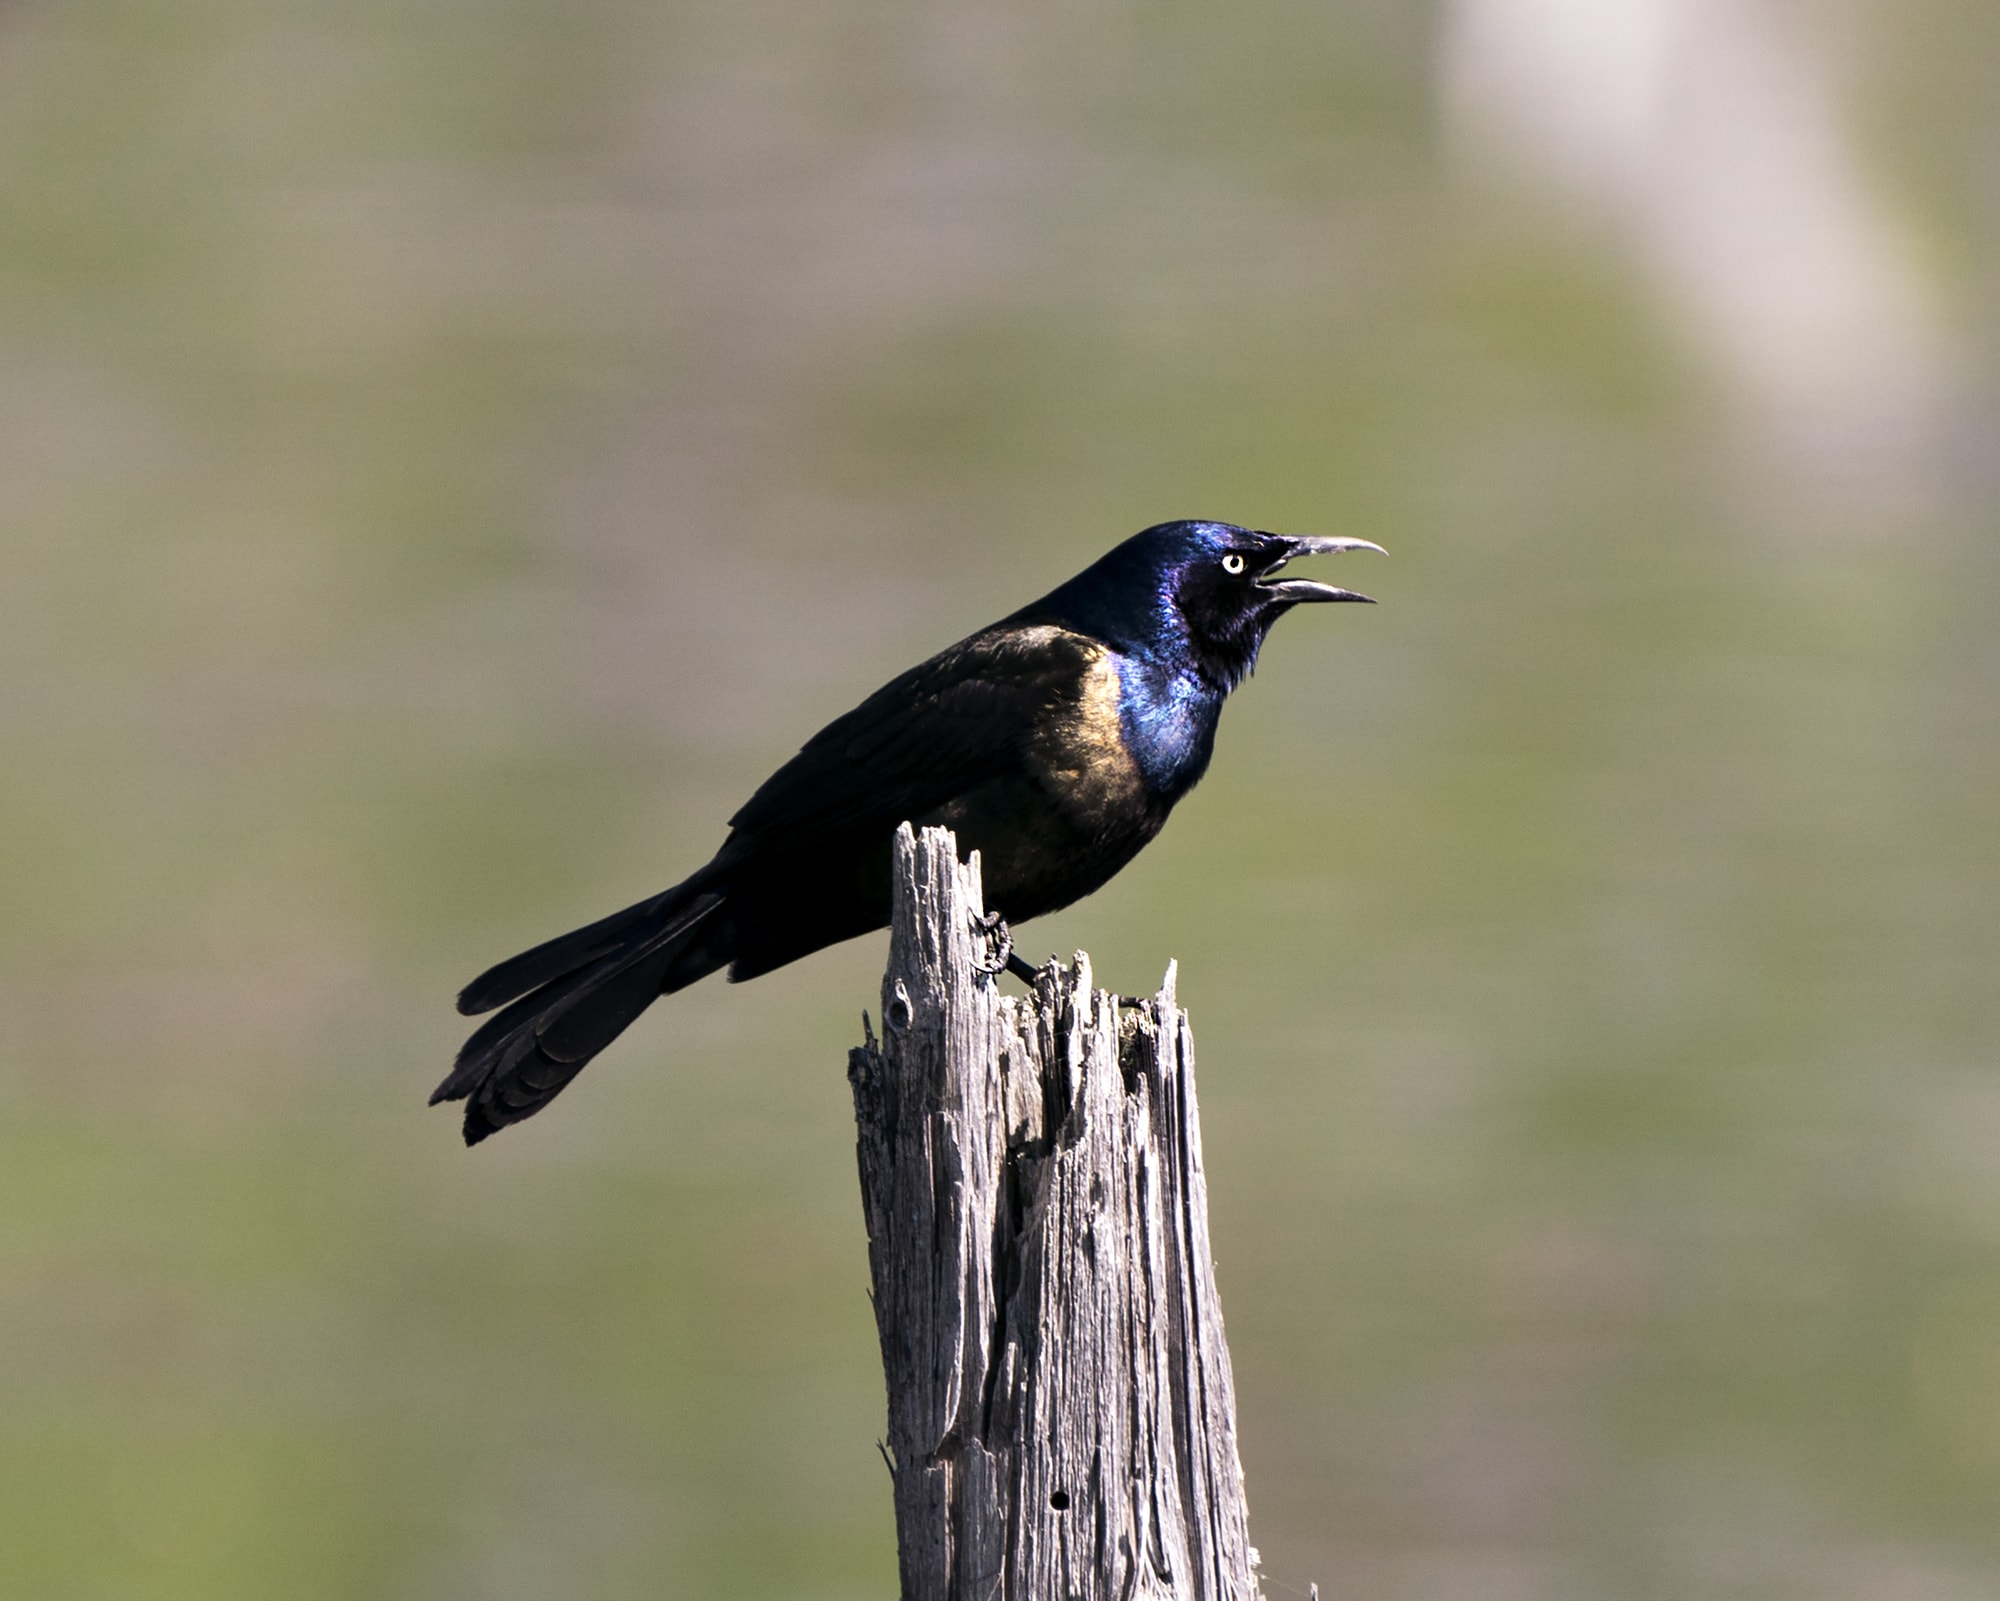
left=716, top=619, right=1196, bottom=970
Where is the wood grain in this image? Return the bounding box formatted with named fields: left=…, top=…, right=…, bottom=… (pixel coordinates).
left=849, top=823, right=1260, bottom=1600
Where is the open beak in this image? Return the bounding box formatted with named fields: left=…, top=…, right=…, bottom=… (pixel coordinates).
left=1255, top=534, right=1386, bottom=604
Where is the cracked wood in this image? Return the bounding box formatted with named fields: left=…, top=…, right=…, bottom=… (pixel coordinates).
left=848, top=823, right=1261, bottom=1600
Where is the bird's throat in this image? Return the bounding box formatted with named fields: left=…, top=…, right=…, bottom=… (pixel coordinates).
left=1115, top=654, right=1223, bottom=800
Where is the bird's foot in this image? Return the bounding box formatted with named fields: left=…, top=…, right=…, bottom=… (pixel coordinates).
left=969, top=909, right=1014, bottom=976
left=970, top=909, right=1049, bottom=986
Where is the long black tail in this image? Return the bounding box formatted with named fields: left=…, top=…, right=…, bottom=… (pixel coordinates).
left=434, top=883, right=727, bottom=1144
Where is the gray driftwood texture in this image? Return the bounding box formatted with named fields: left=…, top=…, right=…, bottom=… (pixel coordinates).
left=848, top=823, right=1261, bottom=1600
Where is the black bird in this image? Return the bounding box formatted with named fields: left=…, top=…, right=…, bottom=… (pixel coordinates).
left=435, top=519, right=1381, bottom=1144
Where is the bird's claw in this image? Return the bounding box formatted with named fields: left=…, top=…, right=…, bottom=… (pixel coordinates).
left=970, top=909, right=1014, bottom=976
left=974, top=916, right=1050, bottom=985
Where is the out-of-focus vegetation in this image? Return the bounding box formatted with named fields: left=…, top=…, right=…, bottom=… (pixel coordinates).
left=3, top=2, right=1998, bottom=1596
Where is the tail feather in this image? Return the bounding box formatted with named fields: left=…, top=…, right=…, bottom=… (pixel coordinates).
left=536, top=945, right=687, bottom=1065
left=436, top=890, right=725, bottom=1144
left=431, top=982, right=563, bottom=1105
left=457, top=886, right=697, bottom=1017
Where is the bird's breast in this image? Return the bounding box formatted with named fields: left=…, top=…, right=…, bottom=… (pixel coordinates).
left=1032, top=646, right=1151, bottom=815
left=929, top=646, right=1156, bottom=916
left=1021, top=645, right=1217, bottom=826
left=923, top=638, right=1215, bottom=922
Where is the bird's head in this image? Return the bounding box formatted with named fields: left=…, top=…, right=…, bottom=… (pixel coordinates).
left=1048, top=520, right=1384, bottom=690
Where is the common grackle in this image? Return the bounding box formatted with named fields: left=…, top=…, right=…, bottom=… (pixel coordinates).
left=435, top=520, right=1381, bottom=1144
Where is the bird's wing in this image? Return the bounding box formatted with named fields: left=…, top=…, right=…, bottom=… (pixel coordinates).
left=716, top=623, right=1102, bottom=863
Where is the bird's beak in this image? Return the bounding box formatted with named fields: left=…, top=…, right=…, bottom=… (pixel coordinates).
left=1255, top=535, right=1386, bottom=604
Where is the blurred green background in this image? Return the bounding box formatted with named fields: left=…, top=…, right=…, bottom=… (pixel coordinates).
left=4, top=1, right=1998, bottom=1596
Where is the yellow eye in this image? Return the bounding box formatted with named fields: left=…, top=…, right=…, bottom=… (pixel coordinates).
left=1221, top=553, right=1247, bottom=575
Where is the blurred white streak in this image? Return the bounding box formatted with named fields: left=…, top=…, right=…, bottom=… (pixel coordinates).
left=1442, top=0, right=1947, bottom=489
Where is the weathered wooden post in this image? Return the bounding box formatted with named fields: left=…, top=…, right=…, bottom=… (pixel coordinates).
left=848, top=823, right=1261, bottom=1599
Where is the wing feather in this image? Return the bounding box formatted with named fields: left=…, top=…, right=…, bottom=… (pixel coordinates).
left=718, top=625, right=1100, bottom=862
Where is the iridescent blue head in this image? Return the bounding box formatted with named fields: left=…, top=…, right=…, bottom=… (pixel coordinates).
left=1035, top=519, right=1385, bottom=690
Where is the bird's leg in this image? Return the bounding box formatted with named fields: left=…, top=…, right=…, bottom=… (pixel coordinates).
left=1005, top=951, right=1043, bottom=985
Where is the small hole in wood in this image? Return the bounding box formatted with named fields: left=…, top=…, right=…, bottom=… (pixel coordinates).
left=886, top=984, right=912, bottom=1034
left=1049, top=1488, right=1070, bottom=1511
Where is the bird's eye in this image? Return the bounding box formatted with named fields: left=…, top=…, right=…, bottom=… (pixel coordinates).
left=1221, top=553, right=1247, bottom=575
